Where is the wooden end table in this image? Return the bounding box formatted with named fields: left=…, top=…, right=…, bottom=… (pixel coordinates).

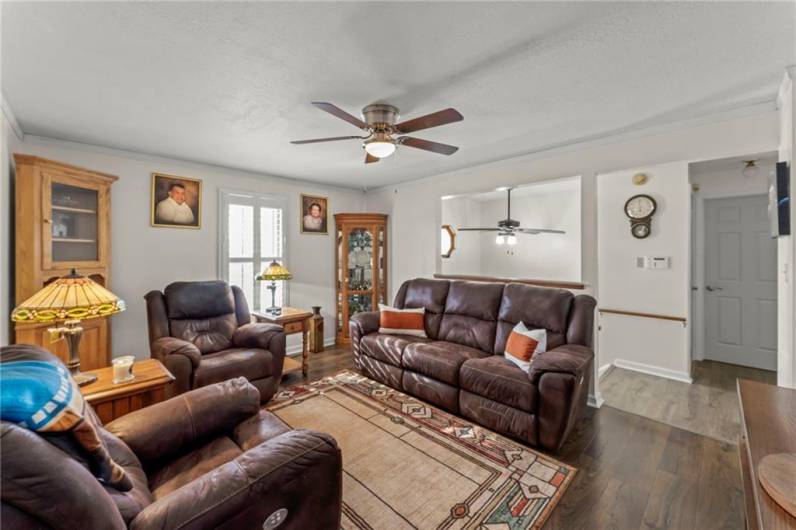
left=253, top=307, right=313, bottom=377
left=81, top=359, right=175, bottom=424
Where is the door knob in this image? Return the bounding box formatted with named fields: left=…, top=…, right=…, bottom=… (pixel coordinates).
left=706, top=285, right=723, bottom=292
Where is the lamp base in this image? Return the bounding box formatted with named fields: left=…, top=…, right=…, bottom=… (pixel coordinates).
left=265, top=306, right=282, bottom=316
left=72, top=371, right=98, bottom=387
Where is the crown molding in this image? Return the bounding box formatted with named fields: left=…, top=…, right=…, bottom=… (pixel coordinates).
left=20, top=134, right=367, bottom=193
left=1, top=93, right=24, bottom=140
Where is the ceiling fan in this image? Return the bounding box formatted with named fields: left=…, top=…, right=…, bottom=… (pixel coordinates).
left=291, top=102, right=463, bottom=164
left=459, top=187, right=566, bottom=245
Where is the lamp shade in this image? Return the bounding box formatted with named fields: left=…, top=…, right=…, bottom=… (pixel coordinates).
left=256, top=260, right=293, bottom=281
left=11, top=269, right=125, bottom=323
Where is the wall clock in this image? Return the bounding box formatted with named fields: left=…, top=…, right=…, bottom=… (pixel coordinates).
left=624, top=194, right=656, bottom=239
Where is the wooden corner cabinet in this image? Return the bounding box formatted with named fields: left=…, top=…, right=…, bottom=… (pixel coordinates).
left=334, top=213, right=388, bottom=345
left=14, top=154, right=118, bottom=369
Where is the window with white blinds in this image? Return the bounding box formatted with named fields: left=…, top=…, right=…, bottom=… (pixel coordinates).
left=219, top=189, right=287, bottom=310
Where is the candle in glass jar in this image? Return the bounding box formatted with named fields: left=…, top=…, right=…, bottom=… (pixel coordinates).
left=112, top=356, right=135, bottom=384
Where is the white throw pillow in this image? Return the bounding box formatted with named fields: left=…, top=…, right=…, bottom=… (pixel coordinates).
left=378, top=304, right=427, bottom=337
left=504, top=321, right=547, bottom=372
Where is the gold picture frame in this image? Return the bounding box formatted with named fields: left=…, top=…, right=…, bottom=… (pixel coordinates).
left=150, top=173, right=202, bottom=229
left=300, top=194, right=329, bottom=234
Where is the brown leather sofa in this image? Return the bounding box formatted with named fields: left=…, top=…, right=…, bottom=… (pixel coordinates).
left=145, top=280, right=285, bottom=402
left=351, top=278, right=596, bottom=452
left=0, top=377, right=342, bottom=530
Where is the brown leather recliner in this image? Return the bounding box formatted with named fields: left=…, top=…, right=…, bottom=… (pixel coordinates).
left=145, top=280, right=285, bottom=402
left=0, top=377, right=343, bottom=530
left=351, top=278, right=596, bottom=452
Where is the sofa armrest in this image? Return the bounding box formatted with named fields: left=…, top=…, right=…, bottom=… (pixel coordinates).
left=150, top=336, right=201, bottom=368
left=529, top=344, right=593, bottom=452
left=106, top=378, right=260, bottom=467
left=528, top=344, right=592, bottom=385
left=349, top=311, right=380, bottom=352
left=129, top=429, right=342, bottom=530
left=232, top=322, right=284, bottom=352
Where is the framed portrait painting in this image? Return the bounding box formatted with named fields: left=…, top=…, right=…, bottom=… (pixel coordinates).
left=300, top=194, right=329, bottom=234
left=151, top=173, right=202, bottom=229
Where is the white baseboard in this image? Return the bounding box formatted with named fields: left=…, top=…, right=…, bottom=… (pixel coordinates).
left=588, top=393, right=604, bottom=408
left=612, top=359, right=692, bottom=384
left=286, top=337, right=336, bottom=357
left=598, top=363, right=615, bottom=380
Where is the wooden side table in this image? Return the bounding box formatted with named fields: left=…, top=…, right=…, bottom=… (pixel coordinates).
left=253, top=307, right=313, bottom=377
left=81, top=359, right=175, bottom=424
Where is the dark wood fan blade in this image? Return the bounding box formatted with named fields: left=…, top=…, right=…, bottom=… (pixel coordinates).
left=517, top=228, right=566, bottom=234
left=395, top=108, right=463, bottom=134
left=365, top=152, right=379, bottom=164
left=399, top=136, right=459, bottom=155
left=291, top=136, right=364, bottom=144
left=311, top=102, right=369, bottom=129
left=458, top=227, right=499, bottom=231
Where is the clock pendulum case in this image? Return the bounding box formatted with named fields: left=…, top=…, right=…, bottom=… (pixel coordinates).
left=624, top=194, right=657, bottom=239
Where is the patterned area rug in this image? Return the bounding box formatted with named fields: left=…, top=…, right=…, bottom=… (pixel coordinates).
left=268, top=371, right=576, bottom=530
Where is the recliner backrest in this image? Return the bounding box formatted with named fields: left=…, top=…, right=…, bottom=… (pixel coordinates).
left=438, top=281, right=505, bottom=352
left=157, top=281, right=249, bottom=354
left=494, top=283, right=573, bottom=353
left=393, top=278, right=450, bottom=339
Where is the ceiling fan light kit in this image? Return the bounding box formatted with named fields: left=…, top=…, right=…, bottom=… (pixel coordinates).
left=291, top=102, right=463, bottom=163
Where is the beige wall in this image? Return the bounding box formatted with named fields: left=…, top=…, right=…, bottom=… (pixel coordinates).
left=6, top=135, right=366, bottom=358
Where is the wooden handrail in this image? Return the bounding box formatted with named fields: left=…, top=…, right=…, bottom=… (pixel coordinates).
left=598, top=308, right=686, bottom=323
left=432, top=274, right=586, bottom=290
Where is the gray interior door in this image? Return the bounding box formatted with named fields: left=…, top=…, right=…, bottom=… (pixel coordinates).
left=704, top=195, right=777, bottom=370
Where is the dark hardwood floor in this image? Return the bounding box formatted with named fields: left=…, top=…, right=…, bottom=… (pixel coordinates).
left=281, top=347, right=743, bottom=530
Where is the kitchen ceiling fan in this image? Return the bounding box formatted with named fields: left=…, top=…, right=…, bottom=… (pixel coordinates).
left=291, top=102, right=463, bottom=164
left=459, top=187, right=566, bottom=245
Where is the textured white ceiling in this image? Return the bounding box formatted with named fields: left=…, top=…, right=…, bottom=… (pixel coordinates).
left=2, top=2, right=794, bottom=189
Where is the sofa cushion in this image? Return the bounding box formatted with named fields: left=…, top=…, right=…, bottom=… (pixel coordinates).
left=494, top=283, right=573, bottom=353
left=460, top=356, right=537, bottom=412
left=148, top=436, right=243, bottom=499
left=194, top=348, right=274, bottom=388
left=394, top=278, right=451, bottom=339
left=403, top=341, right=488, bottom=386
left=438, top=281, right=504, bottom=352
left=361, top=333, right=432, bottom=366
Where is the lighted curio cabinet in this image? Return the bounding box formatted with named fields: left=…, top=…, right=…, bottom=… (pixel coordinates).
left=335, top=213, right=388, bottom=345
left=13, top=154, right=118, bottom=369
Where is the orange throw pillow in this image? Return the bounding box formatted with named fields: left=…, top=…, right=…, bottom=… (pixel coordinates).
left=504, top=322, right=546, bottom=372
left=378, top=304, right=427, bottom=337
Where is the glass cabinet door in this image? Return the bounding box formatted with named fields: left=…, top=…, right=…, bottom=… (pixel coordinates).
left=345, top=226, right=375, bottom=317
left=42, top=172, right=107, bottom=269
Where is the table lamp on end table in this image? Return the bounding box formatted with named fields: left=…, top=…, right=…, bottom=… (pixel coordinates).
left=11, top=269, right=126, bottom=386
left=256, top=260, right=292, bottom=316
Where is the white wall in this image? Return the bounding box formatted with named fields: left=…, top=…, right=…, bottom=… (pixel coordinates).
left=367, top=110, right=780, bottom=397
left=689, top=155, right=776, bottom=362
left=777, top=67, right=796, bottom=389
left=0, top=111, right=15, bottom=346
left=597, top=162, right=692, bottom=381
left=478, top=185, right=581, bottom=282
left=440, top=180, right=581, bottom=281
left=7, top=135, right=366, bottom=359
left=440, top=195, right=482, bottom=275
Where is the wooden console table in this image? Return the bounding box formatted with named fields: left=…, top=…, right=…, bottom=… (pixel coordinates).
left=738, top=379, right=796, bottom=530
left=253, top=307, right=313, bottom=377
left=81, top=359, right=174, bottom=424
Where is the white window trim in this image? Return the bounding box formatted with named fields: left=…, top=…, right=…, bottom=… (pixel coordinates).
left=218, top=188, right=289, bottom=309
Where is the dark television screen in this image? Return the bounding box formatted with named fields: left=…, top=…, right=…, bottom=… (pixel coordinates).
left=770, top=161, right=790, bottom=237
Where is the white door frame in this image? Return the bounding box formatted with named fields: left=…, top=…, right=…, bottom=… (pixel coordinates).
left=691, top=190, right=775, bottom=364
